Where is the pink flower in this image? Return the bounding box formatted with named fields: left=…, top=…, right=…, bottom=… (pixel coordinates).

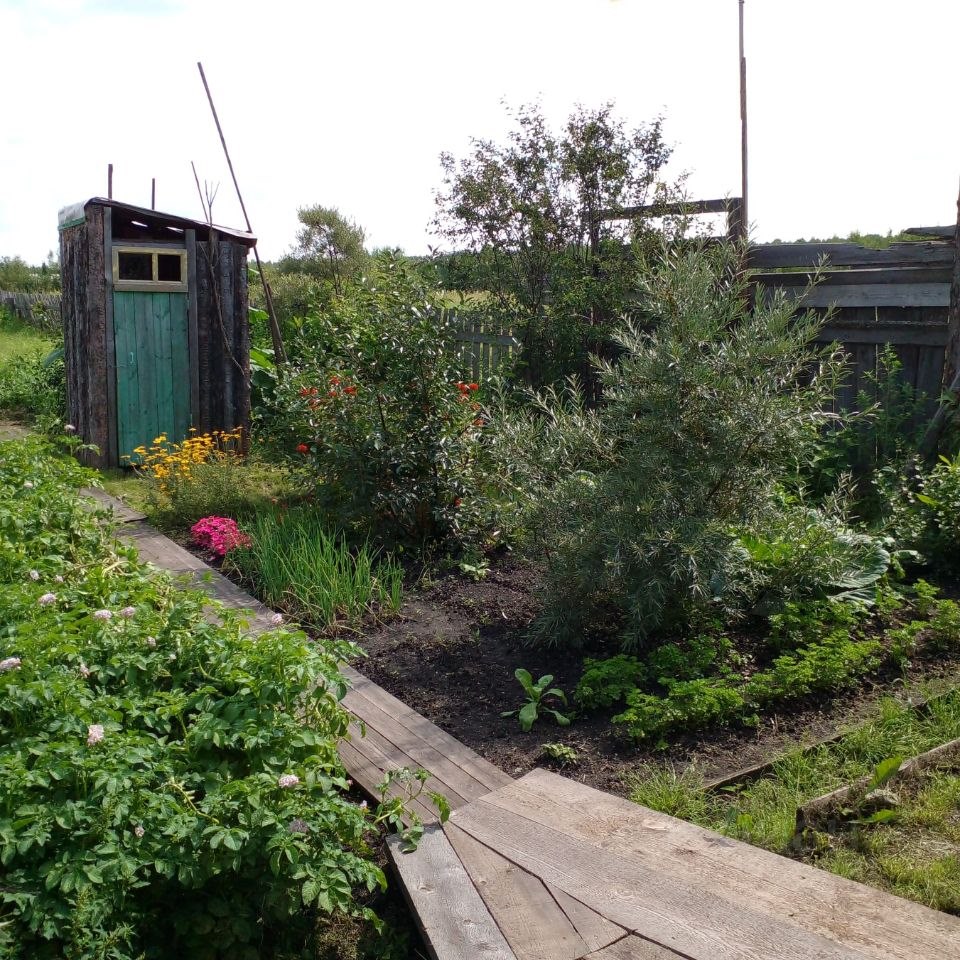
left=278, top=774, right=300, bottom=789
left=79, top=662, right=91, bottom=678
left=119, top=606, right=136, bottom=619
left=146, top=636, right=157, bottom=648
left=28, top=570, right=40, bottom=581
left=93, top=609, right=112, bottom=621
left=288, top=818, right=310, bottom=834
left=359, top=800, right=368, bottom=811
left=54, top=575, right=64, bottom=584
left=190, top=516, right=251, bottom=556
left=269, top=612, right=284, bottom=627
left=86, top=724, right=104, bottom=746
left=0, top=656, right=21, bottom=672
left=133, top=825, right=145, bottom=838
left=64, top=424, right=76, bottom=433
left=38, top=593, right=57, bottom=606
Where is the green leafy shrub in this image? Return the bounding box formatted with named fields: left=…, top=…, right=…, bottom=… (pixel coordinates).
left=502, top=239, right=846, bottom=648
left=0, top=345, right=65, bottom=422
left=228, top=506, right=403, bottom=629
left=737, top=490, right=891, bottom=614
left=613, top=678, right=747, bottom=743
left=744, top=632, right=883, bottom=706
left=767, top=598, right=866, bottom=652
left=905, top=452, right=960, bottom=570
left=264, top=256, right=494, bottom=551
left=574, top=655, right=646, bottom=711
left=0, top=438, right=391, bottom=959
left=647, top=634, right=734, bottom=683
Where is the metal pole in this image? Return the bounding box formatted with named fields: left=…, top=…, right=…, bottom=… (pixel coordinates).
left=151, top=178, right=156, bottom=210
left=739, top=0, right=748, bottom=237
left=108, top=163, right=113, bottom=200
left=196, top=61, right=287, bottom=363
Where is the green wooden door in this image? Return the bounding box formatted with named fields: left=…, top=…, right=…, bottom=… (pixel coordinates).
left=113, top=291, right=191, bottom=461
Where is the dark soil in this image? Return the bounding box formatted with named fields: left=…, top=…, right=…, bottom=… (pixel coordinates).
left=355, top=556, right=960, bottom=798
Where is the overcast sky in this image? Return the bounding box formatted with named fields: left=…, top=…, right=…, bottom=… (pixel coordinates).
left=1, top=0, right=958, bottom=263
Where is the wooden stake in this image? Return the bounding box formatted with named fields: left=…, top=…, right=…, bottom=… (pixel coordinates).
left=739, top=0, right=748, bottom=238
left=196, top=61, right=286, bottom=364
left=151, top=178, right=156, bottom=210
left=108, top=163, right=113, bottom=200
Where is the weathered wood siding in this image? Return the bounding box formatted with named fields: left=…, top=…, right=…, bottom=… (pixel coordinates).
left=60, top=207, right=110, bottom=468
left=750, top=240, right=954, bottom=416
left=195, top=234, right=250, bottom=438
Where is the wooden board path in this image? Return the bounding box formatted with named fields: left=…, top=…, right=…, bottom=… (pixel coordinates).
left=90, top=492, right=960, bottom=960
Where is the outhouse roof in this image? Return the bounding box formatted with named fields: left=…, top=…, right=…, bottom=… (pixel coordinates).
left=58, top=198, right=257, bottom=246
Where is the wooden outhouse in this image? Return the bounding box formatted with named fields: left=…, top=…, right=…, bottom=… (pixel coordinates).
left=58, top=198, right=255, bottom=468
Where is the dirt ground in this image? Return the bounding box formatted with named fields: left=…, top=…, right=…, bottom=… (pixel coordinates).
left=355, top=557, right=960, bottom=797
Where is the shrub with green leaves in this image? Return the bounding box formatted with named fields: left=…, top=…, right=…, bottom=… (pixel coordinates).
left=263, top=256, right=494, bottom=551
left=501, top=239, right=846, bottom=648
left=0, top=438, right=388, bottom=959
left=574, top=655, right=646, bottom=711
left=904, top=452, right=960, bottom=570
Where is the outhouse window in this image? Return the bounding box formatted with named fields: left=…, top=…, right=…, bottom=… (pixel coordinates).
left=112, top=246, right=187, bottom=292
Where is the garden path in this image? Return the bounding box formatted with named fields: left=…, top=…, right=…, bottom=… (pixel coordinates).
left=88, top=490, right=960, bottom=960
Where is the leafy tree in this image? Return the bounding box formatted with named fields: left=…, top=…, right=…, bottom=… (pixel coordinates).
left=279, top=205, right=370, bottom=296
left=434, top=102, right=675, bottom=391
left=493, top=239, right=848, bottom=649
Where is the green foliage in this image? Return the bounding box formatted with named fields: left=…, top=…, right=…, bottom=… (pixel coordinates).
left=737, top=488, right=892, bottom=614
left=647, top=634, right=735, bottom=683
left=434, top=101, right=675, bottom=389
left=506, top=239, right=845, bottom=648
left=540, top=742, right=579, bottom=766
left=279, top=205, right=370, bottom=298
left=502, top=669, right=570, bottom=732
left=0, top=438, right=394, bottom=959
left=227, top=506, right=404, bottom=630
left=902, top=452, right=960, bottom=569
left=613, top=678, right=747, bottom=744
left=574, top=655, right=646, bottom=711
left=0, top=314, right=64, bottom=422
left=804, top=346, right=930, bottom=517
left=0, top=254, right=60, bottom=293
left=262, top=256, right=495, bottom=550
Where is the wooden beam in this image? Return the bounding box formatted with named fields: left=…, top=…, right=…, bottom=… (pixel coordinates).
left=598, top=198, right=739, bottom=221
left=749, top=241, right=953, bottom=269
left=760, top=282, right=949, bottom=309
left=904, top=225, right=956, bottom=239
left=752, top=266, right=953, bottom=287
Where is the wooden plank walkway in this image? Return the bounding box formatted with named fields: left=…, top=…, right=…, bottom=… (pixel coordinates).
left=88, top=490, right=960, bottom=960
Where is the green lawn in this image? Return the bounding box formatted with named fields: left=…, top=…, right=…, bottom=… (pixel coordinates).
left=0, top=311, right=53, bottom=362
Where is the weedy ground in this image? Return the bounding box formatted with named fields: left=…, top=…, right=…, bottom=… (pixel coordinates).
left=629, top=689, right=960, bottom=913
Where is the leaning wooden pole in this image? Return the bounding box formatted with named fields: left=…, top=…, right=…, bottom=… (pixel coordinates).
left=196, top=61, right=287, bottom=364
left=919, top=179, right=960, bottom=460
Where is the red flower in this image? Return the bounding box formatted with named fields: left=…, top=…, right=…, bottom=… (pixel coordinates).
left=343, top=385, right=357, bottom=395
left=298, top=387, right=311, bottom=397
left=329, top=375, right=341, bottom=386
left=328, top=390, right=338, bottom=398
left=473, top=418, right=483, bottom=427
left=296, top=443, right=309, bottom=454
left=469, top=383, right=479, bottom=391
left=454, top=498, right=462, bottom=508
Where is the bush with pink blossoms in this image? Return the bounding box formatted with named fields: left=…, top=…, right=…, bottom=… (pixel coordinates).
left=190, top=515, right=252, bottom=556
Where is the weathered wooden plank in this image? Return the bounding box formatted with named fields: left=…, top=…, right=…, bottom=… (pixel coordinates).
left=903, top=225, right=955, bottom=239
left=444, top=823, right=588, bottom=960
left=340, top=690, right=493, bottom=804
left=915, top=345, right=944, bottom=402
left=169, top=293, right=191, bottom=442
left=341, top=665, right=512, bottom=793
left=749, top=242, right=953, bottom=269
left=471, top=770, right=960, bottom=960
left=545, top=884, right=625, bottom=954
left=600, top=197, right=737, bottom=220
left=185, top=230, right=200, bottom=427
left=387, top=825, right=517, bottom=960
left=451, top=793, right=868, bottom=960
left=766, top=282, right=949, bottom=309
left=752, top=267, right=953, bottom=287
left=581, top=936, right=686, bottom=959
left=153, top=293, right=174, bottom=439
left=814, top=323, right=948, bottom=347
left=102, top=208, right=119, bottom=467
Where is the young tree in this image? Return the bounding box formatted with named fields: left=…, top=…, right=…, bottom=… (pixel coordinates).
left=279, top=205, right=370, bottom=296
left=434, top=102, right=675, bottom=390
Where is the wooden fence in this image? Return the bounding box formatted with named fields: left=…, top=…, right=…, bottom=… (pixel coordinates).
left=449, top=311, right=521, bottom=381
left=0, top=291, right=62, bottom=334
left=749, top=232, right=954, bottom=414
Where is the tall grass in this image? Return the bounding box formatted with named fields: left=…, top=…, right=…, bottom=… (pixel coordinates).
left=229, top=507, right=403, bottom=629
